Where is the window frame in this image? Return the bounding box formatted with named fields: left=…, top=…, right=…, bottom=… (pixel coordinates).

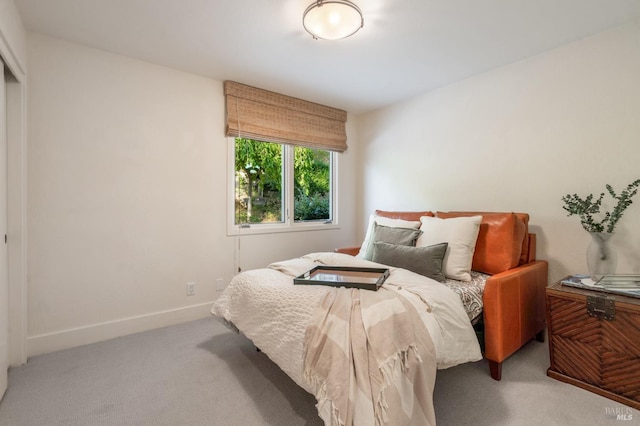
left=227, top=137, right=340, bottom=236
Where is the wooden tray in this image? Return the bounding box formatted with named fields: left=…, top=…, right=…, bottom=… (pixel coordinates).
left=294, top=266, right=389, bottom=291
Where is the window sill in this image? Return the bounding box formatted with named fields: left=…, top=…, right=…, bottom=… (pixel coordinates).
left=227, top=222, right=341, bottom=236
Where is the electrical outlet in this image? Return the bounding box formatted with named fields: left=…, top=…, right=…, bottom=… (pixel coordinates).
left=187, top=282, right=196, bottom=296
left=216, top=278, right=224, bottom=291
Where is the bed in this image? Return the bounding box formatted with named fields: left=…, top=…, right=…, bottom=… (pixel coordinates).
left=212, top=252, right=482, bottom=425
left=211, top=210, right=549, bottom=424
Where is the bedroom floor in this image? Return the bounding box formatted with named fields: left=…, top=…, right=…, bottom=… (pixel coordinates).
left=433, top=336, right=638, bottom=425
left=0, top=317, right=636, bottom=425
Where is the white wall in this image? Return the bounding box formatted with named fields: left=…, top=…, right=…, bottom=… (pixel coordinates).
left=24, top=19, right=640, bottom=356
left=26, top=33, right=357, bottom=356
left=0, top=0, right=27, bottom=76
left=356, top=22, right=640, bottom=283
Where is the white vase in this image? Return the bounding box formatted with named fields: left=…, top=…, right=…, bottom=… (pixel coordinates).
left=586, top=231, right=617, bottom=281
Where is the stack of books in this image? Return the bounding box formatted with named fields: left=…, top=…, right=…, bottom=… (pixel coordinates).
left=561, top=274, right=640, bottom=298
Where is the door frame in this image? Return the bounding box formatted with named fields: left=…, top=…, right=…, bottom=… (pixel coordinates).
left=1, top=39, right=28, bottom=366
left=5, top=68, right=26, bottom=366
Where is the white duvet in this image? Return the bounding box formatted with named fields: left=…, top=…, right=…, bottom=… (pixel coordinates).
left=211, top=252, right=482, bottom=395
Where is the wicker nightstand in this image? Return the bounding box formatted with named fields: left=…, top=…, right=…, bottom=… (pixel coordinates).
left=546, top=279, right=640, bottom=409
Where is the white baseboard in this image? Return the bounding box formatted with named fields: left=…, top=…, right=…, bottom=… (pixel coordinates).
left=27, top=301, right=216, bottom=358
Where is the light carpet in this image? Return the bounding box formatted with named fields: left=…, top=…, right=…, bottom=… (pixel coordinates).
left=0, top=317, right=637, bottom=425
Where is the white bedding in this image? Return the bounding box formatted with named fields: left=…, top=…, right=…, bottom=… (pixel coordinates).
left=211, top=252, right=482, bottom=420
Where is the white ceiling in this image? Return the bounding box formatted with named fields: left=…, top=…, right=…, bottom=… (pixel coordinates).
left=14, top=0, right=640, bottom=114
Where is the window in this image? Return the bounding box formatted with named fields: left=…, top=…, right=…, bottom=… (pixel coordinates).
left=293, top=145, right=332, bottom=222
left=230, top=137, right=337, bottom=233
left=223, top=81, right=345, bottom=235
left=234, top=138, right=284, bottom=224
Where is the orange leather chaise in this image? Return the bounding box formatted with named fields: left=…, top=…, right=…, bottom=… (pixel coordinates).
left=337, top=210, right=549, bottom=381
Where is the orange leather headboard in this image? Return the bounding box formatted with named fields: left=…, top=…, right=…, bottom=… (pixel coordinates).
left=436, top=212, right=528, bottom=274
left=374, top=210, right=434, bottom=221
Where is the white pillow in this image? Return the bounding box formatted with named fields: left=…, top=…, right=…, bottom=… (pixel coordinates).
left=356, top=214, right=421, bottom=259
left=416, top=215, right=481, bottom=281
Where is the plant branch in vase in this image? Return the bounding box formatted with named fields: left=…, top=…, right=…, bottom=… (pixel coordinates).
left=562, top=179, right=640, bottom=233
left=561, top=179, right=640, bottom=279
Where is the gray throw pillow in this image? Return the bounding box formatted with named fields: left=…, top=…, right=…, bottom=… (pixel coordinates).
left=363, top=223, right=423, bottom=261
left=371, top=241, right=448, bottom=282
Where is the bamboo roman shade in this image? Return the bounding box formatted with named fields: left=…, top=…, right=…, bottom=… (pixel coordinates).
left=224, top=81, right=348, bottom=152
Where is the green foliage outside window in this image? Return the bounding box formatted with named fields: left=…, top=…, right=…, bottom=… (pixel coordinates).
left=234, top=138, right=331, bottom=224
left=293, top=147, right=330, bottom=221
left=234, top=138, right=283, bottom=224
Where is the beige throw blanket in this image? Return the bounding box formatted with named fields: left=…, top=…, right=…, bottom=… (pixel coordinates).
left=303, top=286, right=437, bottom=426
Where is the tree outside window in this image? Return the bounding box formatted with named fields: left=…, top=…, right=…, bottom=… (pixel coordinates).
left=234, top=138, right=332, bottom=225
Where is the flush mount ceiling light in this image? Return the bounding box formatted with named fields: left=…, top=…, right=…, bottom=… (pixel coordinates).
left=303, top=0, right=364, bottom=40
